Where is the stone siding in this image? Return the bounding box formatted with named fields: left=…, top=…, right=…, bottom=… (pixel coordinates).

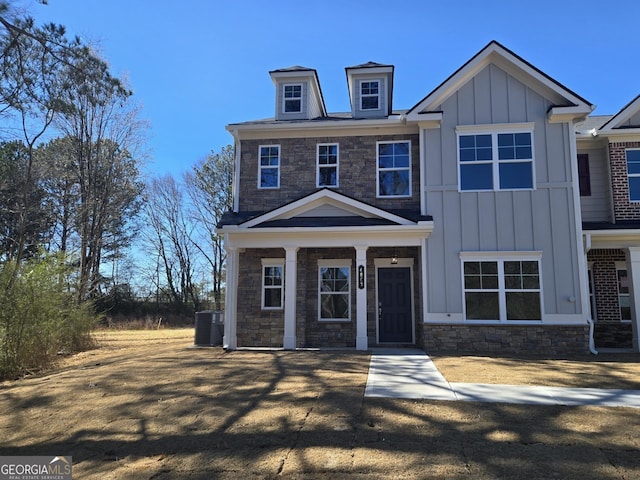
left=236, top=248, right=285, bottom=347
left=423, top=324, right=590, bottom=355
left=609, top=141, right=640, bottom=220
left=238, top=134, right=420, bottom=213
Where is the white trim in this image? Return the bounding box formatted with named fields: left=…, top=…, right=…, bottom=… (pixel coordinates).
left=460, top=252, right=544, bottom=323
left=260, top=258, right=284, bottom=310
left=360, top=79, right=381, bottom=111
left=258, top=144, right=280, bottom=189
left=239, top=189, right=421, bottom=228
left=376, top=140, right=412, bottom=198
left=282, top=83, right=303, bottom=114
left=626, top=148, right=640, bottom=202
left=316, top=143, right=339, bottom=188
left=355, top=246, right=368, bottom=350
left=456, top=126, right=535, bottom=192
left=374, top=258, right=415, bottom=344
left=407, top=42, right=592, bottom=120
left=317, top=259, right=352, bottom=322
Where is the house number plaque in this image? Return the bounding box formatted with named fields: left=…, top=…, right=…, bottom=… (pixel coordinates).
left=358, top=265, right=365, bottom=289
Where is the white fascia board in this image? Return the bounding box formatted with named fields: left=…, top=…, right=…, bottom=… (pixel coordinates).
left=221, top=222, right=434, bottom=249
left=548, top=105, right=594, bottom=124
left=584, top=229, right=640, bottom=248
left=409, top=43, right=591, bottom=116
left=226, top=116, right=407, bottom=133
left=240, top=189, right=419, bottom=227
left=600, top=130, right=640, bottom=141
left=601, top=96, right=640, bottom=131
left=407, top=111, right=443, bottom=126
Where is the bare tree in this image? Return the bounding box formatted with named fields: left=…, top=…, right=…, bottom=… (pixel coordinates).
left=143, top=175, right=202, bottom=311
left=184, top=145, right=234, bottom=310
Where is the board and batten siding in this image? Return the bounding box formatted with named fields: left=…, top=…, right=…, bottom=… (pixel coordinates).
left=422, top=63, right=582, bottom=319
left=578, top=145, right=612, bottom=222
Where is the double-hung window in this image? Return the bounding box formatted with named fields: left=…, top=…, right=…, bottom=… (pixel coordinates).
left=462, top=253, right=542, bottom=321
left=626, top=149, right=640, bottom=201
left=377, top=141, right=411, bottom=197
left=283, top=84, right=302, bottom=113
left=360, top=80, right=380, bottom=110
left=458, top=124, right=534, bottom=191
left=317, top=143, right=339, bottom=187
left=259, top=145, right=280, bottom=189
left=262, top=259, right=284, bottom=309
left=318, top=260, right=351, bottom=321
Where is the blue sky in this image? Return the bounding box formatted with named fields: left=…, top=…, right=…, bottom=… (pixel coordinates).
left=28, top=0, right=640, bottom=178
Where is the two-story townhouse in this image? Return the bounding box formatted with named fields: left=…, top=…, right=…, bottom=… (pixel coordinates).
left=217, top=41, right=597, bottom=354
left=579, top=95, right=640, bottom=351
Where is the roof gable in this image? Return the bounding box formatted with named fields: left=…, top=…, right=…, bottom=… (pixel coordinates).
left=407, top=41, right=592, bottom=123
left=600, top=94, right=640, bottom=131
left=240, top=189, right=419, bottom=228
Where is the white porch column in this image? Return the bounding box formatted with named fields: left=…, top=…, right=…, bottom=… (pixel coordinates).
left=626, top=247, right=640, bottom=351
left=223, top=245, right=239, bottom=350
left=355, top=245, right=369, bottom=351
left=283, top=246, right=299, bottom=350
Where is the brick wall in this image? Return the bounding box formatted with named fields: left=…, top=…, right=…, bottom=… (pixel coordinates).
left=587, top=249, right=625, bottom=323
left=238, top=134, right=420, bottom=212
left=423, top=324, right=589, bottom=355
left=609, top=141, right=640, bottom=220
left=586, top=248, right=633, bottom=348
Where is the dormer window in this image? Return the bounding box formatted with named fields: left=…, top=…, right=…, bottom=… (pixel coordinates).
left=283, top=84, right=302, bottom=113
left=360, top=80, right=380, bottom=110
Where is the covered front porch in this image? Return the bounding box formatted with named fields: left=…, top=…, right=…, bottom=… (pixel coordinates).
left=216, top=189, right=433, bottom=351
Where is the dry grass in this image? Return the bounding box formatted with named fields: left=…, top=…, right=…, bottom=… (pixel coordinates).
left=431, top=353, right=640, bottom=389
left=1, top=329, right=639, bottom=479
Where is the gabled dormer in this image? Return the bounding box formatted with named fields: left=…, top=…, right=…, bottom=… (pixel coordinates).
left=345, top=62, right=394, bottom=119
left=269, top=66, right=326, bottom=121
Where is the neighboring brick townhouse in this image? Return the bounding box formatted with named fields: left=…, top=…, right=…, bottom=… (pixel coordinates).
left=216, top=41, right=640, bottom=354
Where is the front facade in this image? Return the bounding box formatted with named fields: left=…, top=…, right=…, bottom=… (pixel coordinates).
left=218, top=41, right=640, bottom=354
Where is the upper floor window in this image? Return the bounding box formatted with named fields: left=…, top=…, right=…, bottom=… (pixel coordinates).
left=259, top=145, right=280, bottom=189
left=626, top=149, right=640, bottom=201
left=377, top=141, right=411, bottom=197
left=462, top=253, right=542, bottom=322
left=360, top=80, right=380, bottom=110
left=317, top=143, right=339, bottom=187
left=457, top=124, right=535, bottom=191
left=577, top=153, right=591, bottom=196
left=262, top=259, right=284, bottom=310
left=283, top=84, right=302, bottom=113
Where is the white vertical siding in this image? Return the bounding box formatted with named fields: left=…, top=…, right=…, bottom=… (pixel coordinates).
left=423, top=63, right=582, bottom=318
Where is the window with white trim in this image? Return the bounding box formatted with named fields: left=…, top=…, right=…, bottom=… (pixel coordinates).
left=283, top=84, right=302, bottom=113
left=262, top=259, right=284, bottom=309
left=626, top=149, right=640, bottom=201
left=458, top=125, right=534, bottom=191
left=317, top=143, right=339, bottom=187
left=377, top=141, right=411, bottom=197
left=259, top=145, right=280, bottom=189
left=616, top=262, right=632, bottom=322
left=318, top=260, right=351, bottom=321
left=360, top=80, right=380, bottom=110
left=462, top=254, right=542, bottom=321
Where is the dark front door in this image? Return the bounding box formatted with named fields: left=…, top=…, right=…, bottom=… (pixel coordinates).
left=378, top=267, right=413, bottom=343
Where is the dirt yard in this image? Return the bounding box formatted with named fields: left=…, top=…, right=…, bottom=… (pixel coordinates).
left=1, top=329, right=639, bottom=479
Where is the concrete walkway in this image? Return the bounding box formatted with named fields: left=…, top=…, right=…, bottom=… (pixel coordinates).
left=365, top=348, right=640, bottom=408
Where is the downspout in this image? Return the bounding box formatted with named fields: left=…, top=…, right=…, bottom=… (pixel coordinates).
left=584, top=233, right=598, bottom=355
left=571, top=119, right=597, bottom=354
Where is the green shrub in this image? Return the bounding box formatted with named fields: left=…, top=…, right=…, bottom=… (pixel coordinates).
left=0, top=254, right=99, bottom=379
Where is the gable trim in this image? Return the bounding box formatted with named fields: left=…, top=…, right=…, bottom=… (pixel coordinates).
left=600, top=94, right=640, bottom=131
left=406, top=41, right=592, bottom=121
left=237, top=188, right=418, bottom=228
